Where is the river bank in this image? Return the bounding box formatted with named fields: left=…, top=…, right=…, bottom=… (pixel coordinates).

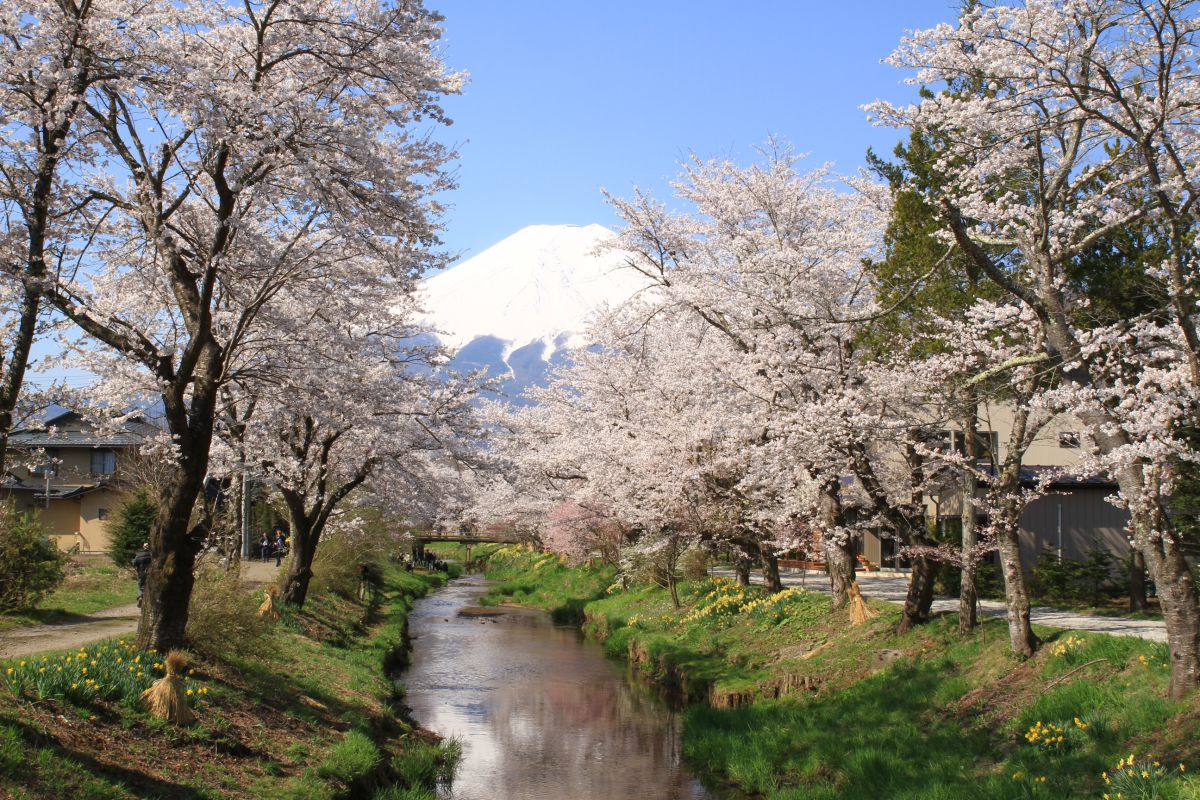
left=452, top=543, right=1200, bottom=800
left=0, top=566, right=458, bottom=799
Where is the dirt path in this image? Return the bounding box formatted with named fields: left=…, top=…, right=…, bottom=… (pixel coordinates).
left=0, top=560, right=282, bottom=659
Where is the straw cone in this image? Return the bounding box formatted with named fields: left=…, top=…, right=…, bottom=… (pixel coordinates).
left=141, top=650, right=196, bottom=725
left=258, top=586, right=281, bottom=621
left=848, top=581, right=879, bottom=626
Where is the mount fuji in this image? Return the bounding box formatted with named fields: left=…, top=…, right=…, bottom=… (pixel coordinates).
left=419, top=224, right=650, bottom=401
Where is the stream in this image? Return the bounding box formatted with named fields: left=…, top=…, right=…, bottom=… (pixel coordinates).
left=398, top=574, right=719, bottom=800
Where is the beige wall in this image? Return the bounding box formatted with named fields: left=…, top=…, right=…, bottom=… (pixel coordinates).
left=1, top=488, right=121, bottom=554
left=975, top=403, right=1088, bottom=468
left=78, top=490, right=118, bottom=553
left=30, top=499, right=81, bottom=550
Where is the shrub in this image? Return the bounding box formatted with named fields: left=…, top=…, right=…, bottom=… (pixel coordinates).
left=1030, top=549, right=1126, bottom=606
left=107, top=488, right=158, bottom=569
left=186, top=561, right=273, bottom=659
left=933, top=560, right=1004, bottom=600
left=317, top=730, right=381, bottom=787
left=680, top=548, right=711, bottom=582
left=309, top=513, right=400, bottom=599
left=0, top=504, right=65, bottom=612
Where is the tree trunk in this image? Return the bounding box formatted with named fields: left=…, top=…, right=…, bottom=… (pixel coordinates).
left=817, top=479, right=854, bottom=609
left=0, top=281, right=42, bottom=472
left=898, top=553, right=937, bottom=634
left=137, top=468, right=209, bottom=652
left=763, top=553, right=783, bottom=593
left=1129, top=549, right=1147, bottom=613
left=959, top=408, right=979, bottom=634
left=826, top=540, right=856, bottom=611
left=734, top=558, right=751, bottom=587
left=1129, top=500, right=1200, bottom=700
left=996, top=519, right=1039, bottom=658
left=280, top=514, right=317, bottom=607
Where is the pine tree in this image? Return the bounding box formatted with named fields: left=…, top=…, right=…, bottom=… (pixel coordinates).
left=108, top=488, right=157, bottom=569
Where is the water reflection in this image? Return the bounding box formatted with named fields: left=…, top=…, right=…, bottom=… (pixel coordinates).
left=400, top=575, right=716, bottom=800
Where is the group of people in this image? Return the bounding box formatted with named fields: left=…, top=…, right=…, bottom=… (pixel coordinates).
left=405, top=553, right=449, bottom=572
left=132, top=528, right=291, bottom=606
left=258, top=531, right=288, bottom=566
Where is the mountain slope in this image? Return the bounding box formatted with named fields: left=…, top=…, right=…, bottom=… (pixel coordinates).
left=419, top=223, right=649, bottom=398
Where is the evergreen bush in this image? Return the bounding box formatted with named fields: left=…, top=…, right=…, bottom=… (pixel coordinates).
left=1030, top=549, right=1126, bottom=606
left=0, top=504, right=65, bottom=611
left=107, top=487, right=157, bottom=569
left=934, top=561, right=1004, bottom=600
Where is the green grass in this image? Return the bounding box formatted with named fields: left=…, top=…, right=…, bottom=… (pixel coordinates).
left=317, top=730, right=381, bottom=787
left=0, top=558, right=138, bottom=631
left=390, top=738, right=461, bottom=790
left=474, top=545, right=616, bottom=623
left=0, top=564, right=460, bottom=799
left=482, top=548, right=1200, bottom=800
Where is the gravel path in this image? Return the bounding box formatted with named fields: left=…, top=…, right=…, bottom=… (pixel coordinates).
left=0, top=560, right=282, bottom=659
left=714, top=568, right=1168, bottom=642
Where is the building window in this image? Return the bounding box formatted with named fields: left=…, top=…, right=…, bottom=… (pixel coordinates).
left=97, top=508, right=109, bottom=521
left=90, top=449, right=116, bottom=475
left=31, top=448, right=60, bottom=476
left=1058, top=431, right=1081, bottom=448
left=936, top=430, right=1000, bottom=459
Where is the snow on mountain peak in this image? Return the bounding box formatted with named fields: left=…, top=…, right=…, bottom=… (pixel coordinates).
left=419, top=223, right=648, bottom=361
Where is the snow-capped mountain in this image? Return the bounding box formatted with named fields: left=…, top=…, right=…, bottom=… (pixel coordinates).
left=419, top=224, right=649, bottom=400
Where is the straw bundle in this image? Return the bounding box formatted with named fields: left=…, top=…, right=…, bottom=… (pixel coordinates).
left=258, top=586, right=282, bottom=621
left=848, top=581, right=879, bottom=626
left=141, top=650, right=196, bottom=725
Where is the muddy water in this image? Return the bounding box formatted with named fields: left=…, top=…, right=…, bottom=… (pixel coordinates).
left=399, top=575, right=718, bottom=800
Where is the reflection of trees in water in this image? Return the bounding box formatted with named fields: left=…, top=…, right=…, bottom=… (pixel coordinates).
left=484, top=667, right=697, bottom=799
left=405, top=584, right=710, bottom=800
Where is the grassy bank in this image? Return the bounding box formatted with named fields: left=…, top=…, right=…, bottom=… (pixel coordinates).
left=0, top=556, right=139, bottom=632
left=472, top=545, right=1200, bottom=799
left=0, top=567, right=458, bottom=799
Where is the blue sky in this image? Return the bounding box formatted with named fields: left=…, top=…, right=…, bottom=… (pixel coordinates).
left=429, top=1, right=959, bottom=263
left=30, top=1, right=960, bottom=389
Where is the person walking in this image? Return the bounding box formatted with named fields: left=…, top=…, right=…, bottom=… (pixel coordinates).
left=259, top=534, right=270, bottom=562
left=274, top=532, right=286, bottom=567
left=132, top=542, right=152, bottom=608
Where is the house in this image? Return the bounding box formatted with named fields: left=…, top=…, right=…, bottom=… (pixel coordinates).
left=859, top=403, right=1133, bottom=571
left=2, top=410, right=158, bottom=553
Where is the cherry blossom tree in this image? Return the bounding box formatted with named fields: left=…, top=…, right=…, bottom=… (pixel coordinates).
left=223, top=332, right=484, bottom=608
left=45, top=0, right=462, bottom=651
left=480, top=306, right=772, bottom=605
left=604, top=146, right=949, bottom=615
left=873, top=0, right=1200, bottom=696
left=0, top=1, right=144, bottom=465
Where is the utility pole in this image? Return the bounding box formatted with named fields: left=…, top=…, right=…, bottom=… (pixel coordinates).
left=241, top=473, right=253, bottom=559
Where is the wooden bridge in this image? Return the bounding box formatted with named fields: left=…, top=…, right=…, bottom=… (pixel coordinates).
left=409, top=532, right=521, bottom=563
